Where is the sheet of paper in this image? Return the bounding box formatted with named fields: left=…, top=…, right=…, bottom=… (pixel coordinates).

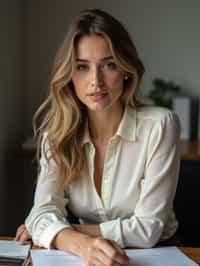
left=31, top=250, right=84, bottom=266
left=125, top=246, right=198, bottom=266
left=31, top=246, right=198, bottom=266
left=0, top=240, right=31, bottom=258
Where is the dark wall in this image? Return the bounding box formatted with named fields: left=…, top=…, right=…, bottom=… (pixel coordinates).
left=0, top=0, right=28, bottom=235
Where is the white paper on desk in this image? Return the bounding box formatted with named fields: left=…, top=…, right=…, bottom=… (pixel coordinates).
left=31, top=250, right=84, bottom=266
left=0, top=240, right=30, bottom=257
left=125, top=246, right=198, bottom=266
left=31, top=247, right=198, bottom=266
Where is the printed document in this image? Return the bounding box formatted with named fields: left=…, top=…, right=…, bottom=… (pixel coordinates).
left=31, top=246, right=198, bottom=266
left=0, top=240, right=31, bottom=265
left=0, top=240, right=30, bottom=258
left=126, top=246, right=198, bottom=266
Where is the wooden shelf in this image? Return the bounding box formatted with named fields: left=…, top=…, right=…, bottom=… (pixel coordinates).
left=180, top=140, right=200, bottom=161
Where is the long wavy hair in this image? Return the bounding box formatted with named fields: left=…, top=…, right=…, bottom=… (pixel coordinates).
left=33, top=9, right=145, bottom=191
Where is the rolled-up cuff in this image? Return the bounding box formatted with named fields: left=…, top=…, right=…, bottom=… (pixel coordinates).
left=100, top=218, right=125, bottom=248
left=35, top=221, right=71, bottom=249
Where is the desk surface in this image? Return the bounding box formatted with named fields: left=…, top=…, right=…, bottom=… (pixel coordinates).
left=180, top=140, right=200, bottom=161
left=1, top=237, right=200, bottom=264
left=180, top=247, right=200, bottom=264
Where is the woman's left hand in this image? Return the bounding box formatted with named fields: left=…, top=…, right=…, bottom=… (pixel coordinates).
left=15, top=224, right=32, bottom=244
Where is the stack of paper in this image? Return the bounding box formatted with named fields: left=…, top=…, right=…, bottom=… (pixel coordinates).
left=126, top=246, right=198, bottom=266
left=31, top=246, right=198, bottom=266
left=0, top=240, right=31, bottom=265
left=31, top=249, right=84, bottom=266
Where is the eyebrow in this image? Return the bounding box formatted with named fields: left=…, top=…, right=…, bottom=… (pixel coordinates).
left=76, top=56, right=114, bottom=62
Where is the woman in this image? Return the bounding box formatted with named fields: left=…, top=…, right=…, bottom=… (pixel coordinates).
left=15, top=9, right=180, bottom=266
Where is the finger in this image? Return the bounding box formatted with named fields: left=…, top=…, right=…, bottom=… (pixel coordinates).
left=18, top=231, right=31, bottom=245
left=111, top=241, right=127, bottom=256
left=15, top=225, right=27, bottom=241
left=87, top=247, right=107, bottom=266
left=87, top=253, right=106, bottom=266
left=109, top=241, right=130, bottom=263
left=15, top=225, right=27, bottom=240
left=14, top=233, right=20, bottom=241
left=16, top=224, right=26, bottom=234
left=108, top=249, right=129, bottom=266
left=15, top=230, right=24, bottom=241
left=94, top=239, right=129, bottom=265
left=18, top=233, right=30, bottom=245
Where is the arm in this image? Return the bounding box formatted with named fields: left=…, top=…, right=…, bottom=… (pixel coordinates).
left=24, top=134, right=129, bottom=265
left=97, top=111, right=180, bottom=248
left=25, top=134, right=71, bottom=248
left=73, top=224, right=101, bottom=237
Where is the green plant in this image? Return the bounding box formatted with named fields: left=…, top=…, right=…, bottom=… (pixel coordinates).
left=147, top=78, right=182, bottom=108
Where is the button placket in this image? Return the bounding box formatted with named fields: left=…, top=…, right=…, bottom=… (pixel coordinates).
left=89, top=142, right=105, bottom=209
left=101, top=138, right=116, bottom=207
left=96, top=208, right=107, bottom=221
left=88, top=143, right=95, bottom=182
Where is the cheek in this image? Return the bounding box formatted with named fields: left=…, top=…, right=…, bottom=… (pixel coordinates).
left=106, top=73, right=124, bottom=90
left=72, top=77, right=87, bottom=98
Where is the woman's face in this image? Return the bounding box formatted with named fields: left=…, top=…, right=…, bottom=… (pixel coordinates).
left=71, top=34, right=125, bottom=113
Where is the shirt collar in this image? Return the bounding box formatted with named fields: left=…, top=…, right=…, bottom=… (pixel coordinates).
left=81, top=105, right=137, bottom=146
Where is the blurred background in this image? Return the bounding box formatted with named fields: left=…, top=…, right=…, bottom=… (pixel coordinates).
left=0, top=0, right=200, bottom=245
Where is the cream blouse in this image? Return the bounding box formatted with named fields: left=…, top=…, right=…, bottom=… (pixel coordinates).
left=25, top=105, right=180, bottom=249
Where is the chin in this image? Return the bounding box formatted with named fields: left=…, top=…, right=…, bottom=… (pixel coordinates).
left=85, top=97, right=120, bottom=113
left=87, top=102, right=109, bottom=112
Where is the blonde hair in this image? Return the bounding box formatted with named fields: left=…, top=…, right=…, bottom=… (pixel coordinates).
left=33, top=9, right=145, bottom=191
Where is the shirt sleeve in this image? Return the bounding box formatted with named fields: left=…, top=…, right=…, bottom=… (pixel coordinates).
left=100, top=111, right=180, bottom=248
left=25, top=133, right=72, bottom=248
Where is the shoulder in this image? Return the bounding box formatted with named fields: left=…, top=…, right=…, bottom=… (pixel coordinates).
left=136, top=105, right=179, bottom=125
left=133, top=105, right=181, bottom=140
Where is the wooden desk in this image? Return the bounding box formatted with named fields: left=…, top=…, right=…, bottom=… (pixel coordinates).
left=180, top=140, right=200, bottom=161
left=180, top=247, right=200, bottom=264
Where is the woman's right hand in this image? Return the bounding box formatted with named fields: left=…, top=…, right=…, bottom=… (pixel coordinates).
left=82, top=237, right=130, bottom=266
left=15, top=224, right=32, bottom=244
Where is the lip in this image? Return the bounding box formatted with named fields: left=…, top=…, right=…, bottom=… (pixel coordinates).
left=88, top=91, right=108, bottom=102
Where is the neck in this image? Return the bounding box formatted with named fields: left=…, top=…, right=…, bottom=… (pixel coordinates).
left=88, top=104, right=124, bottom=143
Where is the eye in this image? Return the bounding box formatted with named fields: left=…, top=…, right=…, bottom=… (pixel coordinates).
left=102, top=62, right=118, bottom=71
left=108, top=62, right=118, bottom=70
left=76, top=64, right=89, bottom=71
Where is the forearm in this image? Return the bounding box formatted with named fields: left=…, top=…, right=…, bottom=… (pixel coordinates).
left=72, top=224, right=101, bottom=237
left=53, top=227, right=130, bottom=266
left=52, top=227, right=94, bottom=257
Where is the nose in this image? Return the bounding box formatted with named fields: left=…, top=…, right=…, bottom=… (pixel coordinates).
left=91, top=66, right=104, bottom=88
